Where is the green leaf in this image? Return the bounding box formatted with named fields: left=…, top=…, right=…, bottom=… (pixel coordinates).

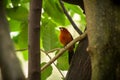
left=6, top=6, right=28, bottom=21
left=9, top=19, right=21, bottom=32
left=64, top=3, right=86, bottom=31
left=18, top=21, right=28, bottom=48
left=41, top=19, right=59, bottom=51
left=64, top=3, right=83, bottom=16
left=43, top=0, right=67, bottom=25
left=41, top=62, right=52, bottom=80
left=12, top=34, right=19, bottom=44
left=57, top=51, right=69, bottom=70
left=22, top=50, right=28, bottom=61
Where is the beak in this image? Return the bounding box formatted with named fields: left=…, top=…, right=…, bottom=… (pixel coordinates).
left=59, top=27, right=64, bottom=30
left=59, top=27, right=62, bottom=30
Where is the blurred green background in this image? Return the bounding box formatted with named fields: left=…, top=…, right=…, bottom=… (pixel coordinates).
left=6, top=0, right=86, bottom=80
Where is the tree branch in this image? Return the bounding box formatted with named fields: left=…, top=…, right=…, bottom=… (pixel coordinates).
left=0, top=0, right=25, bottom=80
left=28, top=0, right=42, bottom=80
left=59, top=0, right=82, bottom=35
left=41, top=31, right=87, bottom=71
left=16, top=48, right=27, bottom=52
left=46, top=48, right=61, bottom=54
left=41, top=49, right=65, bottom=79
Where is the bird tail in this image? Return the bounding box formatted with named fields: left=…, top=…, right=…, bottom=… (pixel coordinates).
left=68, top=50, right=74, bottom=65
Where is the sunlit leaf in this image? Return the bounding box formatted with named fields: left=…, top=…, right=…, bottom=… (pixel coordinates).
left=41, top=62, right=52, bottom=80
left=64, top=3, right=86, bottom=31
left=57, top=51, right=69, bottom=70
left=18, top=21, right=28, bottom=48
left=41, top=19, right=60, bottom=51
left=22, top=50, right=28, bottom=61
left=64, top=3, right=83, bottom=16
left=9, top=19, right=21, bottom=32
left=43, top=0, right=67, bottom=25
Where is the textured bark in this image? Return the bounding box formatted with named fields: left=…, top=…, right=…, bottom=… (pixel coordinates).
left=66, top=36, right=91, bottom=80
left=65, top=0, right=120, bottom=80
left=0, top=0, right=25, bottom=80
left=28, top=0, right=42, bottom=80
left=84, top=0, right=120, bottom=80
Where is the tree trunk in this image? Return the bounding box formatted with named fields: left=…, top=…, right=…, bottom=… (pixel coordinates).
left=66, top=37, right=91, bottom=80
left=84, top=0, right=120, bottom=80
left=65, top=0, right=120, bottom=80
left=28, top=0, right=42, bottom=80
left=0, top=0, right=25, bottom=80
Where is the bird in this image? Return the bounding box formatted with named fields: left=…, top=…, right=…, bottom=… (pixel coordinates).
left=59, top=27, right=74, bottom=64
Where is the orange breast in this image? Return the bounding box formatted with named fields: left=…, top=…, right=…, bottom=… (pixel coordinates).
left=59, top=29, right=73, bottom=46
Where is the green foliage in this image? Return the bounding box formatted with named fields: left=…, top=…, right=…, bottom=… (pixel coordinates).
left=41, top=19, right=60, bottom=51
left=6, top=0, right=29, bottom=49
left=11, top=0, right=20, bottom=7
left=57, top=51, right=69, bottom=70
left=9, top=19, right=21, bottom=31
left=43, top=0, right=69, bottom=25
left=22, top=50, right=28, bottom=60
left=20, top=0, right=30, bottom=3
left=3, top=0, right=8, bottom=7
left=6, top=0, right=86, bottom=79
left=41, top=62, right=52, bottom=80
left=18, top=21, right=28, bottom=48
left=6, top=6, right=28, bottom=21
left=64, top=3, right=83, bottom=16
left=64, top=3, right=86, bottom=31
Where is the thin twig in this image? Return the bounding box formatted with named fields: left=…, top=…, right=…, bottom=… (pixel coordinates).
left=46, top=48, right=61, bottom=53
left=59, top=0, right=82, bottom=35
left=41, top=31, right=87, bottom=71
left=16, top=48, right=60, bottom=53
left=16, top=48, right=28, bottom=51
left=41, top=49, right=65, bottom=78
